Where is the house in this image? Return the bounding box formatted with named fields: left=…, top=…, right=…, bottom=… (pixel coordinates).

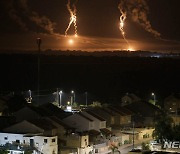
left=109, top=134, right=129, bottom=146
left=109, top=106, right=132, bottom=126
left=88, top=107, right=115, bottom=127
left=164, top=94, right=180, bottom=115
left=123, top=101, right=160, bottom=127
left=13, top=106, right=51, bottom=122
left=45, top=116, right=74, bottom=138
left=63, top=113, right=94, bottom=132
left=121, top=93, right=141, bottom=106
left=0, top=132, right=58, bottom=154
left=3, top=119, right=58, bottom=136
left=93, top=142, right=111, bottom=154
left=135, top=128, right=154, bottom=140
left=13, top=103, right=71, bottom=122
left=81, top=111, right=106, bottom=131
left=39, top=103, right=72, bottom=119
left=59, top=133, right=93, bottom=154
left=103, top=108, right=121, bottom=126
left=104, top=107, right=131, bottom=127
left=171, top=115, right=180, bottom=125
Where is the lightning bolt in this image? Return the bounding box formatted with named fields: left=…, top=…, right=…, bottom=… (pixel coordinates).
left=65, top=0, right=78, bottom=37
left=119, top=8, right=130, bottom=48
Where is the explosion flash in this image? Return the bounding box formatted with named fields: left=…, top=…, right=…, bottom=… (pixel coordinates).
left=65, top=0, right=78, bottom=37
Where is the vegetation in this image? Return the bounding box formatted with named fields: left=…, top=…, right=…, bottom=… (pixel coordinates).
left=153, top=111, right=173, bottom=141
left=0, top=149, right=8, bottom=154
left=141, top=142, right=150, bottom=150
left=24, top=151, right=33, bottom=154
left=109, top=143, right=118, bottom=154
left=153, top=110, right=180, bottom=142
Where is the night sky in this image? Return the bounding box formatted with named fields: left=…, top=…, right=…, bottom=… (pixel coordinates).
left=0, top=0, right=180, bottom=51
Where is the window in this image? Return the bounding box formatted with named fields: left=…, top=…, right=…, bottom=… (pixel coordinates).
left=44, top=139, right=48, bottom=143
left=16, top=140, right=20, bottom=144
left=4, top=137, right=8, bottom=140
left=52, top=138, right=56, bottom=143
left=85, top=139, right=87, bottom=146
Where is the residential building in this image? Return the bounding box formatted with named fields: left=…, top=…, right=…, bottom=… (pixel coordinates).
left=93, top=143, right=111, bottom=154
left=13, top=106, right=50, bottom=122
left=123, top=101, right=160, bottom=127
left=121, top=93, right=141, bottom=106
left=104, top=107, right=131, bottom=127
left=63, top=113, right=94, bottom=132
left=81, top=111, right=106, bottom=131
left=164, top=94, right=180, bottom=115
left=3, top=119, right=58, bottom=136
left=0, top=132, right=58, bottom=154
left=88, top=107, right=115, bottom=127
left=171, top=115, right=180, bottom=125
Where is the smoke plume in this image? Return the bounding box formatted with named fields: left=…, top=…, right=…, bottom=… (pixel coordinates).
left=2, top=0, right=56, bottom=34
left=119, top=0, right=160, bottom=38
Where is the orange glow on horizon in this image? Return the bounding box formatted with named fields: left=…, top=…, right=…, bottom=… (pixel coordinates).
left=127, top=47, right=135, bottom=51
left=68, top=39, right=74, bottom=45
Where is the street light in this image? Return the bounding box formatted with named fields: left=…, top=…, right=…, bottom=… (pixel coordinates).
left=28, top=90, right=32, bottom=103
left=152, top=92, right=156, bottom=105
left=59, top=90, right=63, bottom=108
left=71, top=90, right=75, bottom=104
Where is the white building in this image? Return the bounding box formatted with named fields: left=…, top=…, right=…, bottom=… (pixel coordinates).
left=93, top=143, right=111, bottom=154
left=0, top=132, right=58, bottom=154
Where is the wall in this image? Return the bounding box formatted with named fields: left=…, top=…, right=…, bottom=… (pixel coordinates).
left=136, top=128, right=154, bottom=140
left=0, top=133, right=24, bottom=145
left=82, top=112, right=106, bottom=131
left=63, top=114, right=91, bottom=131
left=120, top=115, right=131, bottom=125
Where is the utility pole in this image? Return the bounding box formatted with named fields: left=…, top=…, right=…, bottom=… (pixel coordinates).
left=37, top=38, right=41, bottom=105
left=59, top=91, right=62, bottom=108
left=57, top=88, right=59, bottom=106
left=85, top=92, right=88, bottom=107
left=132, top=121, right=135, bottom=150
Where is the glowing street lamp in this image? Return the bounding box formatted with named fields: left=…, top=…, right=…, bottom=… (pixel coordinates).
left=152, top=92, right=156, bottom=105
left=28, top=90, right=32, bottom=103
left=71, top=90, right=75, bottom=104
